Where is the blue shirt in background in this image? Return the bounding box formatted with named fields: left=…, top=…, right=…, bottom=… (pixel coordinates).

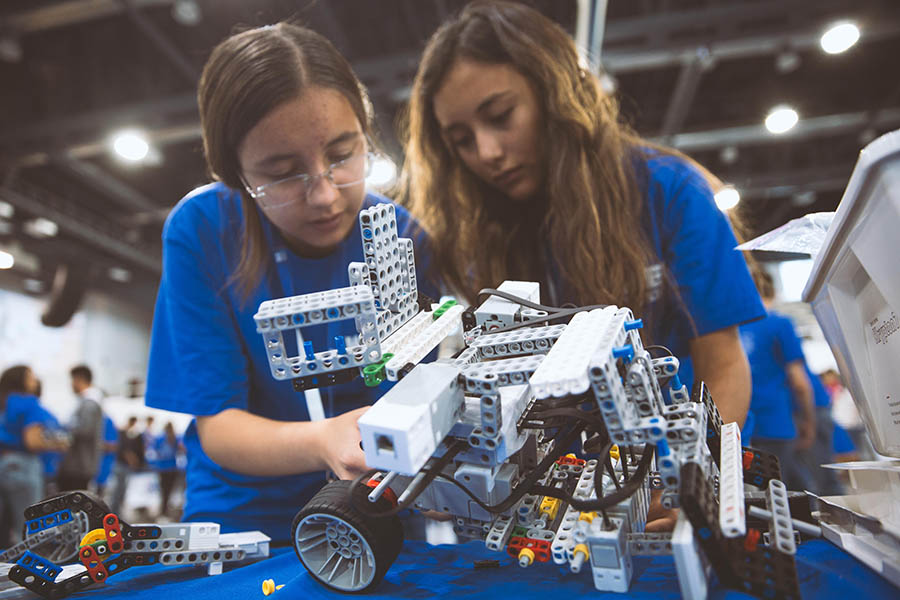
left=145, top=183, right=436, bottom=541
left=807, top=364, right=831, bottom=408
left=741, top=311, right=805, bottom=439
left=0, top=394, right=45, bottom=451
left=152, top=434, right=181, bottom=472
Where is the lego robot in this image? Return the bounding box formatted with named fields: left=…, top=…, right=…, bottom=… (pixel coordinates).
left=253, top=204, right=811, bottom=598
left=1, top=490, right=270, bottom=597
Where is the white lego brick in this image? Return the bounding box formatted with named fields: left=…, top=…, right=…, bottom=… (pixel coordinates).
left=475, top=281, right=540, bottom=330
left=718, top=422, right=746, bottom=538
left=254, top=286, right=375, bottom=329
left=185, top=523, right=220, bottom=550
left=586, top=517, right=632, bottom=593
left=218, top=531, right=271, bottom=558
left=530, top=306, right=627, bottom=399
left=384, top=304, right=464, bottom=379
left=359, top=204, right=404, bottom=310
left=358, top=363, right=464, bottom=475
left=672, top=512, right=711, bottom=600
left=470, top=324, right=565, bottom=359
left=380, top=305, right=431, bottom=355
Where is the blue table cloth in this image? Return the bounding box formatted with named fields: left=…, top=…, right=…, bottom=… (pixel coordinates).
left=61, top=538, right=895, bottom=599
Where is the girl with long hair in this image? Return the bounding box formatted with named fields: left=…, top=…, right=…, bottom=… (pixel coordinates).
left=402, top=1, right=763, bottom=432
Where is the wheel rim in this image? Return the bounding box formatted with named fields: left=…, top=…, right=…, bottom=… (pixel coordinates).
left=295, top=513, right=377, bottom=591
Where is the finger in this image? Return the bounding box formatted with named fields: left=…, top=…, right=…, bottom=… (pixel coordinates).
left=645, top=517, right=677, bottom=533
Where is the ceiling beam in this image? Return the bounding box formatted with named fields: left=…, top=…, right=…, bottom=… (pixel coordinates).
left=658, top=47, right=713, bottom=141
left=729, top=165, right=853, bottom=200
left=119, top=0, right=197, bottom=85
left=51, top=154, right=160, bottom=211
left=2, top=0, right=174, bottom=34
left=602, top=3, right=900, bottom=73
left=0, top=183, right=161, bottom=274
left=654, top=108, right=900, bottom=152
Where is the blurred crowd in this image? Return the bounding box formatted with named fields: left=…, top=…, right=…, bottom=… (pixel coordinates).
left=0, top=364, right=184, bottom=548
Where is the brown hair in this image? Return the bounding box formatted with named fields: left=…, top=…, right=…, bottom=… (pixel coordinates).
left=402, top=0, right=732, bottom=319
left=198, top=23, right=374, bottom=302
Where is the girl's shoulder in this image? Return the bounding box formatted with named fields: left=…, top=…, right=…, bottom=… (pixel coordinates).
left=163, top=182, right=244, bottom=242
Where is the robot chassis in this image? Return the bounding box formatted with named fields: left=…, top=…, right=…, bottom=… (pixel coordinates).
left=0, top=491, right=270, bottom=598
left=253, top=203, right=809, bottom=598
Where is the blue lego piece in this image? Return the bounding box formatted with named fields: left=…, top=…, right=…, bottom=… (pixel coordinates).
left=613, top=344, right=634, bottom=362
left=657, top=439, right=670, bottom=457
left=25, top=509, right=73, bottom=535
left=303, top=340, right=315, bottom=361
left=17, top=551, right=62, bottom=583
left=334, top=335, right=347, bottom=355
left=624, top=318, right=644, bottom=331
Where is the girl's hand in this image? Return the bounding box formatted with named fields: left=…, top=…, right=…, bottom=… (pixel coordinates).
left=317, top=406, right=371, bottom=480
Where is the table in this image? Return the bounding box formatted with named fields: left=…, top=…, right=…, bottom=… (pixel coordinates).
left=18, top=537, right=893, bottom=600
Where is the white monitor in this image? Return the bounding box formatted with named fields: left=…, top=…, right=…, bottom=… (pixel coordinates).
left=803, top=129, right=900, bottom=458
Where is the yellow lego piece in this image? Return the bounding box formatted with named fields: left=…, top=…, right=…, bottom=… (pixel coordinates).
left=79, top=528, right=106, bottom=548
left=610, top=445, right=620, bottom=460
left=539, top=496, right=561, bottom=521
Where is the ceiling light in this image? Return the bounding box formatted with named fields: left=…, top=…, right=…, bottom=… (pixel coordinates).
left=0, top=200, right=13, bottom=219
left=24, top=217, right=59, bottom=238
left=714, top=186, right=740, bottom=211
left=0, top=250, right=13, bottom=269
left=719, top=145, right=739, bottom=165
left=820, top=22, right=860, bottom=55
left=775, top=50, right=801, bottom=73
left=108, top=267, right=132, bottom=283
left=172, top=0, right=202, bottom=26
left=23, top=278, right=44, bottom=293
left=366, top=155, right=398, bottom=190
left=765, top=106, right=799, bottom=134
left=112, top=130, right=150, bottom=162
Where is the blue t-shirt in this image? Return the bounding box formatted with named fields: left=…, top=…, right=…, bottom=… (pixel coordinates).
left=807, top=364, right=830, bottom=408
left=34, top=405, right=64, bottom=477
left=740, top=311, right=805, bottom=439
left=145, top=183, right=435, bottom=541
left=152, top=434, right=180, bottom=472
left=0, top=394, right=45, bottom=451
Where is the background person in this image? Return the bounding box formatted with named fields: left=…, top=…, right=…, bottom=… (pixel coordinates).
left=57, top=365, right=104, bottom=492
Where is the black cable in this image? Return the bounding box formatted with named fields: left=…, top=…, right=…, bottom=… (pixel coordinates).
left=349, top=439, right=467, bottom=517
left=476, top=288, right=567, bottom=314
left=605, top=455, right=621, bottom=489
left=532, top=446, right=654, bottom=511
left=645, top=345, right=674, bottom=358
left=620, top=446, right=630, bottom=479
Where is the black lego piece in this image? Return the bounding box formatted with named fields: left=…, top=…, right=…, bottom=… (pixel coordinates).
left=692, top=381, right=723, bottom=467
left=417, top=292, right=436, bottom=313
left=23, top=491, right=108, bottom=531
left=292, top=367, right=359, bottom=391
left=741, top=446, right=782, bottom=489
left=678, top=462, right=801, bottom=599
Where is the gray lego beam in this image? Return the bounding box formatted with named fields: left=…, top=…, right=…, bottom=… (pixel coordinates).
left=0, top=184, right=162, bottom=274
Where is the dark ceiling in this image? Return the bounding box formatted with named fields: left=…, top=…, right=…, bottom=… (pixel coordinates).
left=0, top=0, right=898, bottom=311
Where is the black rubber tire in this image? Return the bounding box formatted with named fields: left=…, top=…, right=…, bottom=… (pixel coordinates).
left=291, top=480, right=403, bottom=593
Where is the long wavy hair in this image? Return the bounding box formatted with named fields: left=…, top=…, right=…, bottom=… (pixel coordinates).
left=402, top=1, right=667, bottom=312
left=198, top=23, right=374, bottom=303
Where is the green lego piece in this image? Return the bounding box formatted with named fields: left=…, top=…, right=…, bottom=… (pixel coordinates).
left=362, top=353, right=394, bottom=387
left=432, top=299, right=458, bottom=320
